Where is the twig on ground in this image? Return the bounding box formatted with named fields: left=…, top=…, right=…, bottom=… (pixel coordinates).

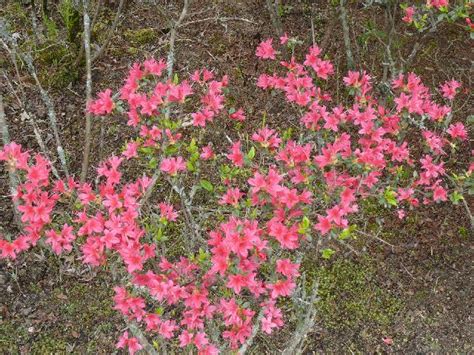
left=357, top=229, right=396, bottom=250
left=180, top=16, right=256, bottom=27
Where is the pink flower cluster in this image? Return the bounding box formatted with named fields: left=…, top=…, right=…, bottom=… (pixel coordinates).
left=0, top=38, right=471, bottom=355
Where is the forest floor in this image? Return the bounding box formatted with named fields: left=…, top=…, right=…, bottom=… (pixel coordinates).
left=0, top=0, right=473, bottom=353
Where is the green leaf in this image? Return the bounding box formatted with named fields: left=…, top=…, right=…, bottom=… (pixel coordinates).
left=186, top=160, right=196, bottom=172
left=165, top=145, right=178, bottom=155
left=384, top=188, right=398, bottom=207
left=186, top=138, right=198, bottom=154
left=173, top=73, right=179, bottom=84
left=200, top=179, right=214, bottom=192
left=338, top=227, right=351, bottom=240
left=298, top=216, right=310, bottom=234
left=197, top=248, right=209, bottom=263
left=155, top=227, right=165, bottom=242
left=246, top=147, right=256, bottom=160
left=282, top=128, right=293, bottom=140
left=449, top=191, right=464, bottom=205
left=321, top=248, right=335, bottom=259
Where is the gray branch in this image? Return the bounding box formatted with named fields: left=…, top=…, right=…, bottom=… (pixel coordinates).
left=80, top=0, right=93, bottom=183
left=0, top=95, right=21, bottom=228
left=339, top=0, right=355, bottom=70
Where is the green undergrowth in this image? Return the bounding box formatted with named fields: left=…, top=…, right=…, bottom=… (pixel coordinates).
left=301, top=256, right=403, bottom=347
left=0, top=262, right=118, bottom=354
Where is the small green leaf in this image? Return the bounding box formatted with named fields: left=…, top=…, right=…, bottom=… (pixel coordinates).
left=246, top=147, right=256, bottom=160
left=338, top=227, right=351, bottom=240
left=321, top=248, right=335, bottom=259
left=148, top=157, right=158, bottom=169
left=449, top=191, right=464, bottom=205
left=298, top=216, right=310, bottom=234
left=200, top=179, right=214, bottom=192
left=186, top=138, right=198, bottom=154
left=186, top=160, right=195, bottom=172
left=384, top=188, right=398, bottom=207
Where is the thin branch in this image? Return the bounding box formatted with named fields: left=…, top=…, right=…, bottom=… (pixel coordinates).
left=2, top=71, right=60, bottom=179
left=180, top=16, right=256, bottom=27
left=339, top=0, right=355, bottom=70
left=461, top=197, right=474, bottom=232
left=0, top=38, right=25, bottom=100
left=91, top=0, right=125, bottom=62
left=166, top=0, right=190, bottom=80
left=239, top=309, right=265, bottom=354
left=265, top=0, right=283, bottom=37
left=80, top=0, right=93, bottom=183
left=128, top=321, right=159, bottom=355
left=23, top=53, right=70, bottom=178
left=0, top=95, right=21, bottom=228
left=0, top=19, right=69, bottom=177
left=402, top=17, right=443, bottom=71
left=139, top=170, right=161, bottom=212
left=165, top=176, right=203, bottom=247
left=283, top=280, right=320, bottom=355
left=139, top=1, right=191, bottom=206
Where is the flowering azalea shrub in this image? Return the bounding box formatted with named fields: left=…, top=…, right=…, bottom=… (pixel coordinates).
left=401, top=0, right=473, bottom=36
left=0, top=36, right=472, bottom=354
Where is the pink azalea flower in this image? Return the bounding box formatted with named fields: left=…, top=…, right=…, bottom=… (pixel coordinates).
left=256, top=39, right=276, bottom=60
left=160, top=157, right=187, bottom=175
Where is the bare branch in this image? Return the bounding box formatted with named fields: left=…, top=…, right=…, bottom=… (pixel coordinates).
left=166, top=0, right=190, bottom=80
left=2, top=71, right=60, bottom=179
left=23, top=53, right=70, bottom=178
left=128, top=321, right=159, bottom=355
left=0, top=95, right=21, bottom=228
left=0, top=18, right=69, bottom=177
left=139, top=1, right=192, bottom=206
left=239, top=309, right=265, bottom=354
left=91, top=0, right=125, bottom=62
left=265, top=0, right=283, bottom=37
left=339, top=0, right=355, bottom=70
left=80, top=0, right=93, bottom=183
left=283, top=279, right=320, bottom=355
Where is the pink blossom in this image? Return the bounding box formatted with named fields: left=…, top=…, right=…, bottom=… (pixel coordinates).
left=160, top=157, right=187, bottom=175
left=402, top=6, right=415, bottom=23
left=446, top=122, right=467, bottom=140
left=256, top=39, right=276, bottom=59
left=159, top=202, right=178, bottom=221
left=88, top=89, right=114, bottom=115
